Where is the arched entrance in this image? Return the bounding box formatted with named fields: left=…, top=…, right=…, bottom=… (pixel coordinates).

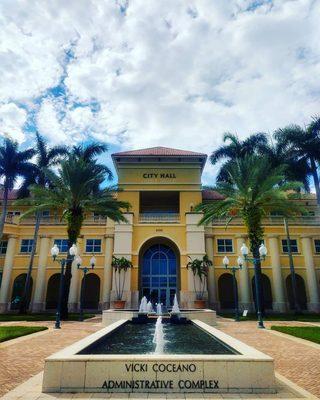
left=286, top=274, right=307, bottom=310
left=218, top=273, right=237, bottom=309
left=139, top=238, right=179, bottom=307
left=81, top=273, right=100, bottom=309
left=11, top=274, right=33, bottom=310
left=252, top=274, right=273, bottom=310
left=46, top=273, right=62, bottom=310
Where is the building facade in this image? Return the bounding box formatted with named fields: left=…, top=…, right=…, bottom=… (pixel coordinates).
left=0, top=146, right=319, bottom=313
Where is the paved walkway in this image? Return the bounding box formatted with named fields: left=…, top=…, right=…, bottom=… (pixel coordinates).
left=0, top=317, right=319, bottom=399
left=217, top=319, right=320, bottom=398
left=0, top=318, right=101, bottom=397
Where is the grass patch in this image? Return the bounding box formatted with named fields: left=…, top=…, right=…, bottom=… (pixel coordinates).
left=0, top=326, right=48, bottom=343
left=0, top=313, right=96, bottom=322
left=218, top=312, right=320, bottom=322
left=271, top=326, right=320, bottom=345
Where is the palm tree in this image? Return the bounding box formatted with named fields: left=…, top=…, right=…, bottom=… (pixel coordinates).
left=274, top=117, right=320, bottom=204
left=21, top=155, right=130, bottom=318
left=196, top=155, right=305, bottom=316
left=210, top=132, right=269, bottom=182
left=17, top=133, right=68, bottom=314
left=0, top=138, right=35, bottom=240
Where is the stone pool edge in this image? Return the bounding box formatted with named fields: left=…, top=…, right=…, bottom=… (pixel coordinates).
left=42, top=319, right=276, bottom=394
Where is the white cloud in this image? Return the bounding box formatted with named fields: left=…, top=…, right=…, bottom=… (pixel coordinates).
left=0, top=103, right=27, bottom=143
left=0, top=0, right=320, bottom=181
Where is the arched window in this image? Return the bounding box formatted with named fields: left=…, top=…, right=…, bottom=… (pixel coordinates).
left=286, top=274, right=307, bottom=310
left=46, top=273, right=62, bottom=310
left=218, top=273, right=237, bottom=309
left=252, top=274, right=273, bottom=311
left=11, top=274, right=33, bottom=310
left=81, top=273, right=100, bottom=309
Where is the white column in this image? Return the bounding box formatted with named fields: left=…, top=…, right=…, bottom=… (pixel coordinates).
left=0, top=236, right=17, bottom=312
left=32, top=235, right=50, bottom=312
left=68, top=237, right=83, bottom=312
left=236, top=235, right=252, bottom=311
left=205, top=234, right=217, bottom=309
left=111, top=213, right=134, bottom=307
left=183, top=213, right=206, bottom=308
left=301, top=235, right=320, bottom=312
left=268, top=235, right=286, bottom=312
left=102, top=234, right=114, bottom=309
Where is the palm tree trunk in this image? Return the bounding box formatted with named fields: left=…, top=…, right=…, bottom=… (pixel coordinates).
left=0, top=185, right=9, bottom=241
left=19, top=211, right=41, bottom=314
left=310, top=157, right=320, bottom=205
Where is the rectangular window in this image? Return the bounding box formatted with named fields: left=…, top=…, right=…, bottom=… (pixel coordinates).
left=315, top=239, right=320, bottom=254
left=54, top=239, right=69, bottom=253
left=42, top=210, right=50, bottom=218
left=20, top=239, right=34, bottom=253
left=282, top=239, right=298, bottom=253
left=217, top=239, right=233, bottom=253
left=86, top=239, right=102, bottom=253
left=0, top=240, right=8, bottom=255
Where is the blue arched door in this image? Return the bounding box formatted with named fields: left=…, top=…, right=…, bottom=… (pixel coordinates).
left=141, top=244, right=177, bottom=307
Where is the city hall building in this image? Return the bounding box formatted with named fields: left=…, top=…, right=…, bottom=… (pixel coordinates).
left=0, top=146, right=319, bottom=313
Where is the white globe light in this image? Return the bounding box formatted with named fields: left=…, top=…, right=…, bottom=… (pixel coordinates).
left=51, top=244, right=59, bottom=258
left=69, top=244, right=78, bottom=256
left=259, top=243, right=268, bottom=257
left=240, top=243, right=249, bottom=256
left=223, top=256, right=230, bottom=267
left=237, top=256, right=244, bottom=267
left=90, top=256, right=96, bottom=267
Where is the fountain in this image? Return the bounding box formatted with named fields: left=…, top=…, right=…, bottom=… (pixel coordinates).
left=147, top=301, right=153, bottom=313
left=138, top=296, right=148, bottom=313
left=171, top=294, right=180, bottom=314
left=156, top=303, right=162, bottom=315
left=152, top=316, right=165, bottom=354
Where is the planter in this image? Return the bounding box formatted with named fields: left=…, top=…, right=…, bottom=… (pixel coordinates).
left=113, top=300, right=126, bottom=309
left=194, top=299, right=206, bottom=309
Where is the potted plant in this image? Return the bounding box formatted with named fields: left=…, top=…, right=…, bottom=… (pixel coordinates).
left=187, top=255, right=212, bottom=309
left=111, top=256, right=133, bottom=309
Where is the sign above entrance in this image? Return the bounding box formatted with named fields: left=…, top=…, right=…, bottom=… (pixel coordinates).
left=143, top=172, right=176, bottom=179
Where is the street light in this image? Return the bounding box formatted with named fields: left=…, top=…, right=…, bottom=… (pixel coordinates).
left=223, top=255, right=243, bottom=321
left=76, top=254, right=96, bottom=322
left=50, top=243, right=78, bottom=329
left=240, top=242, right=267, bottom=329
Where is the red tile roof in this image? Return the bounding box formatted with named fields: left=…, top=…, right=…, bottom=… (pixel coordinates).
left=112, top=146, right=206, bottom=157
left=202, top=189, right=225, bottom=200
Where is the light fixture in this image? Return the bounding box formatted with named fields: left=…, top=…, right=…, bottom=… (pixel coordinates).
left=69, top=244, right=78, bottom=256
left=223, top=256, right=230, bottom=267
left=90, top=256, right=96, bottom=268
left=75, top=255, right=82, bottom=267
left=50, top=244, right=59, bottom=259
left=240, top=243, right=249, bottom=257
left=259, top=243, right=268, bottom=258
left=237, top=256, right=244, bottom=267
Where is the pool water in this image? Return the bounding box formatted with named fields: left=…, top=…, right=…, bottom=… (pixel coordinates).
left=78, top=321, right=237, bottom=355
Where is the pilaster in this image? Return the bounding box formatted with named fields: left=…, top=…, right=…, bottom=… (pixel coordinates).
left=235, top=234, right=252, bottom=311
left=0, top=235, right=17, bottom=312
left=301, top=235, right=320, bottom=312
left=32, top=235, right=51, bottom=312
left=268, top=234, right=286, bottom=312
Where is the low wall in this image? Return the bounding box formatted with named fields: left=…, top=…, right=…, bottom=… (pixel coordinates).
left=102, top=309, right=217, bottom=327
left=43, top=319, right=276, bottom=394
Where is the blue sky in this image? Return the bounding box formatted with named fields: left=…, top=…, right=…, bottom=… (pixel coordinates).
left=0, top=0, right=319, bottom=185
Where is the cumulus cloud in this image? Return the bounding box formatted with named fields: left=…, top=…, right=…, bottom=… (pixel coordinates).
left=0, top=0, right=319, bottom=180
left=0, top=103, right=27, bottom=142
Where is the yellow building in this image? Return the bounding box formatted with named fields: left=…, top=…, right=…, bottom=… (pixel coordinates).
left=0, top=146, right=319, bottom=313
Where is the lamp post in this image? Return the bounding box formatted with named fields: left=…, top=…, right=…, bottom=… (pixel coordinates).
left=50, top=243, right=78, bottom=329
left=75, top=254, right=96, bottom=322
left=222, top=255, right=243, bottom=322
left=240, top=242, right=268, bottom=329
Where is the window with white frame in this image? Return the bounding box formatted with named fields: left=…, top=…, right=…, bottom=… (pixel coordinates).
left=281, top=239, right=298, bottom=253
left=217, top=238, right=233, bottom=253
left=54, top=239, right=69, bottom=253
left=314, top=239, right=320, bottom=254
left=0, top=240, right=8, bottom=255
left=20, top=239, right=34, bottom=253
left=86, top=239, right=102, bottom=253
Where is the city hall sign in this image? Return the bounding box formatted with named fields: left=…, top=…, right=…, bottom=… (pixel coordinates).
left=142, top=172, right=176, bottom=179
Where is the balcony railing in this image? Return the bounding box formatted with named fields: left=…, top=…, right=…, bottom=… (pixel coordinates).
left=14, top=216, right=107, bottom=225
left=139, top=213, right=180, bottom=224
left=211, top=215, right=320, bottom=226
